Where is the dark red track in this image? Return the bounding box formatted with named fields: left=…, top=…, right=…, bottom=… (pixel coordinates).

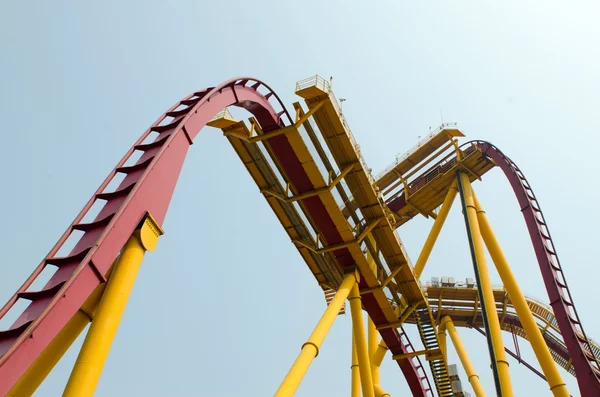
left=0, top=78, right=429, bottom=396
left=387, top=141, right=600, bottom=396
left=476, top=141, right=600, bottom=396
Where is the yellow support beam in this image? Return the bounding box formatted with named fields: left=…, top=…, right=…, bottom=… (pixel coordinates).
left=473, top=193, right=569, bottom=397
left=351, top=329, right=361, bottom=397
left=371, top=340, right=388, bottom=368
left=261, top=165, right=353, bottom=203
left=376, top=301, right=419, bottom=330
left=437, top=324, right=447, bottom=362
left=374, top=384, right=391, bottom=397
left=349, top=284, right=375, bottom=397
left=274, top=271, right=358, bottom=397
left=440, top=317, right=486, bottom=397
left=368, top=318, right=380, bottom=385
left=294, top=101, right=325, bottom=126
left=370, top=338, right=390, bottom=397
left=457, top=172, right=513, bottom=397
left=293, top=218, right=383, bottom=255
left=63, top=215, right=163, bottom=397
left=413, top=181, right=458, bottom=279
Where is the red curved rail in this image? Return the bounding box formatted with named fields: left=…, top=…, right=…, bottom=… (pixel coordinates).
left=0, top=78, right=429, bottom=396
left=475, top=141, right=600, bottom=396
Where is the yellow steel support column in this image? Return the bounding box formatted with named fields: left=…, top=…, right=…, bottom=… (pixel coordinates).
left=349, top=284, right=375, bottom=397
left=368, top=317, right=380, bottom=384
left=440, top=317, right=486, bottom=397
left=371, top=340, right=388, bottom=369
left=413, top=181, right=458, bottom=278
left=437, top=326, right=447, bottom=362
left=275, top=271, right=358, bottom=397
left=374, top=384, right=391, bottom=397
left=370, top=340, right=390, bottom=397
left=63, top=215, right=163, bottom=397
left=7, top=275, right=111, bottom=397
left=473, top=194, right=569, bottom=397
left=456, top=172, right=513, bottom=397
left=351, top=329, right=361, bottom=397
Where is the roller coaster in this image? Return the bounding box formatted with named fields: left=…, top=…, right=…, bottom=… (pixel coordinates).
left=0, top=75, right=597, bottom=396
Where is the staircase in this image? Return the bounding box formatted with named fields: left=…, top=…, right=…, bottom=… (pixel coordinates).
left=414, top=306, right=454, bottom=396
left=323, top=288, right=346, bottom=315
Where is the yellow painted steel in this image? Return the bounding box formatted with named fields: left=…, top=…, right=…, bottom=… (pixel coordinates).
left=440, top=317, right=486, bottom=397
left=63, top=216, right=162, bottom=397
left=458, top=173, right=513, bottom=397
left=413, top=180, right=458, bottom=278
left=473, top=194, right=569, bottom=397
left=374, top=384, right=391, bottom=397
left=371, top=340, right=388, bottom=368
left=349, top=284, right=375, bottom=397
left=274, top=271, right=358, bottom=397
left=371, top=340, right=390, bottom=397
left=437, top=326, right=447, bottom=361
left=368, top=317, right=380, bottom=384
left=351, top=329, right=361, bottom=397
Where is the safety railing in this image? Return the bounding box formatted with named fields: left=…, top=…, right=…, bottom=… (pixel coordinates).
left=296, top=75, right=376, bottom=188
left=208, top=108, right=234, bottom=123
left=375, top=123, right=458, bottom=181
left=385, top=143, right=478, bottom=203
left=328, top=87, right=375, bottom=187
left=295, top=74, right=331, bottom=93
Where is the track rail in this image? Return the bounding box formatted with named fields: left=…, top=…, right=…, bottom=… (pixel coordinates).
left=475, top=141, right=600, bottom=396
left=0, top=78, right=429, bottom=396
left=0, top=78, right=288, bottom=393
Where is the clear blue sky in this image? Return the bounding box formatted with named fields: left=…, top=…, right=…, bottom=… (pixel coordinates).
left=1, top=1, right=599, bottom=395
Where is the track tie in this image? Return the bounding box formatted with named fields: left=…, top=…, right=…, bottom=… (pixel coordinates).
left=150, top=117, right=183, bottom=133
left=96, top=182, right=136, bottom=200
left=134, top=134, right=170, bottom=151
left=0, top=321, right=33, bottom=340
left=73, top=213, right=114, bottom=232
left=45, top=247, right=92, bottom=267
left=116, top=157, right=155, bottom=174
left=166, top=107, right=193, bottom=118
left=18, top=281, right=66, bottom=301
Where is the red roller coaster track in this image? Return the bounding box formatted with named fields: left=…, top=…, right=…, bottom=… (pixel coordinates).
left=475, top=141, right=600, bottom=396
left=0, top=78, right=429, bottom=397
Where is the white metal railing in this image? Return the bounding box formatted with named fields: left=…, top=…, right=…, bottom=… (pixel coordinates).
left=296, top=75, right=376, bottom=187
left=375, top=122, right=458, bottom=181
left=295, top=74, right=331, bottom=93
left=208, top=108, right=234, bottom=122
left=328, top=88, right=376, bottom=186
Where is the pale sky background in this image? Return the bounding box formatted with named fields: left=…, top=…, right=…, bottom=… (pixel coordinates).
left=1, top=1, right=599, bottom=396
